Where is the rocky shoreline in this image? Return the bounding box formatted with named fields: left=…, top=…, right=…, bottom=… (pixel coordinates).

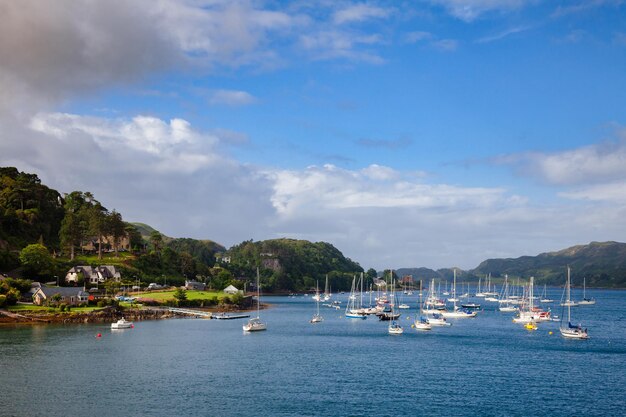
left=0, top=303, right=267, bottom=325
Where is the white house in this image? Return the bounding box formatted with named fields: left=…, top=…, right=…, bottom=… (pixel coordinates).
left=32, top=286, right=89, bottom=306
left=65, top=265, right=121, bottom=284
left=223, top=285, right=240, bottom=294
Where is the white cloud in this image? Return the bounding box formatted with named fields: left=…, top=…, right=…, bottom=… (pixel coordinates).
left=432, top=39, right=459, bottom=51
left=29, top=112, right=219, bottom=172
left=497, top=133, right=626, bottom=186
left=267, top=164, right=509, bottom=216
left=405, top=31, right=434, bottom=43
left=333, top=4, right=392, bottom=25
left=209, top=89, right=257, bottom=106
left=560, top=181, right=626, bottom=203
left=299, top=30, right=386, bottom=63
left=427, top=0, right=531, bottom=22
left=476, top=25, right=532, bottom=43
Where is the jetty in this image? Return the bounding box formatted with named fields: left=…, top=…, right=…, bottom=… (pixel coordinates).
left=212, top=312, right=250, bottom=320
left=166, top=307, right=213, bottom=318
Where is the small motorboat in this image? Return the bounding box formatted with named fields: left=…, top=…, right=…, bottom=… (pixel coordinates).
left=111, top=318, right=133, bottom=329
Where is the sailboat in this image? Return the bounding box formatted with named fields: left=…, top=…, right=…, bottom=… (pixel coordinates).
left=560, top=266, right=589, bottom=339
left=243, top=267, right=267, bottom=332
left=323, top=274, right=331, bottom=301
left=413, top=280, right=432, bottom=331
left=310, top=281, right=323, bottom=323
left=539, top=283, right=554, bottom=303
left=345, top=275, right=367, bottom=319
left=388, top=278, right=403, bottom=335
left=498, top=275, right=518, bottom=312
left=513, top=277, right=551, bottom=323
left=421, top=279, right=452, bottom=326
left=578, top=277, right=596, bottom=305
left=441, top=269, right=477, bottom=318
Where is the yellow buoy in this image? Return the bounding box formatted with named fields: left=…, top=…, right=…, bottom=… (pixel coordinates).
left=549, top=331, right=553, bottom=335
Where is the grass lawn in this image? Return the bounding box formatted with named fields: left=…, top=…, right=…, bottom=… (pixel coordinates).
left=60, top=252, right=137, bottom=266
left=136, top=290, right=231, bottom=301
left=8, top=304, right=103, bottom=313
left=8, top=304, right=50, bottom=312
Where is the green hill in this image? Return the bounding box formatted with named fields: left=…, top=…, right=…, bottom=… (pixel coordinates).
left=224, top=238, right=363, bottom=292
left=471, top=241, right=626, bottom=287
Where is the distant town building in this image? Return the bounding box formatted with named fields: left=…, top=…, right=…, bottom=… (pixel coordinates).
left=65, top=265, right=121, bottom=284
left=81, top=234, right=131, bottom=252
left=215, top=254, right=231, bottom=264
left=400, top=275, right=414, bottom=284
left=185, top=280, right=206, bottom=291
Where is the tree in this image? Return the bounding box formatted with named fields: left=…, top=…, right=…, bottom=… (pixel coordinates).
left=173, top=287, right=187, bottom=304
left=365, top=268, right=378, bottom=281
left=103, top=280, right=121, bottom=296
left=19, top=243, right=53, bottom=278
left=59, top=192, right=88, bottom=260
left=179, top=252, right=195, bottom=278
left=108, top=210, right=125, bottom=257
left=150, top=231, right=163, bottom=255
left=125, top=224, right=144, bottom=253
left=87, top=202, right=109, bottom=260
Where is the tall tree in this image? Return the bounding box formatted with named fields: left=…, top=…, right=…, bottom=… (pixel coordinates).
left=150, top=231, right=163, bottom=255
left=87, top=202, right=109, bottom=260
left=59, top=191, right=88, bottom=260
left=108, top=210, right=125, bottom=257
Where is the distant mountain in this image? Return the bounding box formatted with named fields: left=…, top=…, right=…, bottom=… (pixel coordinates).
left=471, top=241, right=626, bottom=288
left=130, top=222, right=172, bottom=242
left=395, top=267, right=442, bottom=280
left=394, top=267, right=474, bottom=284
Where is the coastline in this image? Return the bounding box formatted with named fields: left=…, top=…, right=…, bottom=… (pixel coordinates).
left=0, top=302, right=271, bottom=326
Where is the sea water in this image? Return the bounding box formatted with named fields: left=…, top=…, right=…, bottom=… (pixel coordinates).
left=1, top=287, right=625, bottom=416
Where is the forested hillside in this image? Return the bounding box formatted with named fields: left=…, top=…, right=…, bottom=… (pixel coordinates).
left=471, top=241, right=626, bottom=287
left=224, top=238, right=363, bottom=292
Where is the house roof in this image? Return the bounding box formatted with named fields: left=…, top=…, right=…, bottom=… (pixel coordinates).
left=35, top=286, right=89, bottom=298
left=223, top=285, right=239, bottom=292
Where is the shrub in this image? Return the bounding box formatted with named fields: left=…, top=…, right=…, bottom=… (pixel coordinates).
left=59, top=303, right=67, bottom=312
left=0, top=294, right=6, bottom=307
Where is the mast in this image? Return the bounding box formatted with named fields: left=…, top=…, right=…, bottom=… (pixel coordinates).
left=256, top=267, right=261, bottom=318
left=566, top=266, right=571, bottom=323
left=453, top=269, right=457, bottom=310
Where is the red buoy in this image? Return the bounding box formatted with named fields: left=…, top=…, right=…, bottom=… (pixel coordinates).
left=96, top=333, right=102, bottom=338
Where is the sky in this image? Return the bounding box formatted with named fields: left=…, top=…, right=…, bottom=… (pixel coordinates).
left=1, top=0, right=626, bottom=270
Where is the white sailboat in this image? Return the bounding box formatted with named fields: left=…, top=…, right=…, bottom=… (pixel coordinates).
left=310, top=280, right=323, bottom=323
left=498, top=275, right=518, bottom=312
left=578, top=277, right=596, bottom=305
left=512, top=277, right=550, bottom=323
left=441, top=269, right=477, bottom=318
left=346, top=275, right=367, bottom=319
left=388, top=277, right=403, bottom=335
left=413, top=280, right=432, bottom=331
left=539, top=283, right=554, bottom=303
left=560, top=266, right=589, bottom=339
left=323, top=274, right=331, bottom=301
left=243, top=268, right=267, bottom=332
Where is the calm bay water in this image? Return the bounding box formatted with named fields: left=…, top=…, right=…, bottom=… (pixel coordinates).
left=1, top=287, right=625, bottom=416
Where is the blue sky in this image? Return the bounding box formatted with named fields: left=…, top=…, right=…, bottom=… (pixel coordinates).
left=2, top=0, right=626, bottom=270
